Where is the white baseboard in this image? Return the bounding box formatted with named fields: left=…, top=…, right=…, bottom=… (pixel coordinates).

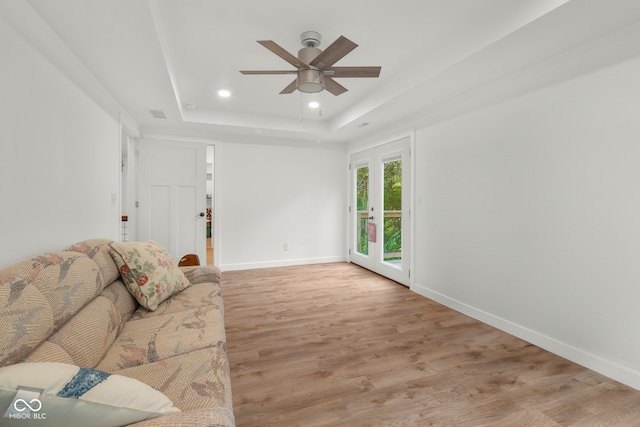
left=220, top=255, right=347, bottom=272
left=411, top=282, right=640, bottom=391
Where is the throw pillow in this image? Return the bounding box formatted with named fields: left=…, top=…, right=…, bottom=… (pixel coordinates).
left=109, top=240, right=191, bottom=311
left=0, top=362, right=180, bottom=427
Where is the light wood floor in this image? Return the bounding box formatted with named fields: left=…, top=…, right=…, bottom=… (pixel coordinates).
left=221, top=263, right=640, bottom=426
left=206, top=237, right=213, bottom=266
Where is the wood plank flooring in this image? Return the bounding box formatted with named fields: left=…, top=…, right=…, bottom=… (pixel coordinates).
left=221, top=263, right=640, bottom=426
left=206, top=237, right=213, bottom=266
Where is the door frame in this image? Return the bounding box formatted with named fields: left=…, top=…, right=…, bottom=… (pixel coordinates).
left=348, top=135, right=414, bottom=286
left=210, top=143, right=222, bottom=268
left=135, top=137, right=222, bottom=267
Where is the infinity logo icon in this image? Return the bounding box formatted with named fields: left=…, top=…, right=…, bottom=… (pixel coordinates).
left=13, top=398, right=42, bottom=412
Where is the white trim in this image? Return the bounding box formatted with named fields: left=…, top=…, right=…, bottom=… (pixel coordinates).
left=347, top=132, right=415, bottom=157
left=221, top=256, right=347, bottom=272
left=212, top=142, right=222, bottom=268
left=408, top=129, right=416, bottom=288
left=142, top=133, right=223, bottom=144
left=411, top=282, right=640, bottom=391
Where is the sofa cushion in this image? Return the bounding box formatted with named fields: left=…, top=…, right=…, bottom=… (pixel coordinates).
left=127, top=408, right=236, bottom=427
left=66, top=239, right=120, bottom=288
left=109, top=241, right=191, bottom=311
left=100, top=280, right=138, bottom=323
left=109, top=344, right=232, bottom=414
left=180, top=265, right=221, bottom=286
left=96, top=286, right=227, bottom=372
left=0, top=362, right=180, bottom=427
left=22, top=341, right=75, bottom=365
left=21, top=281, right=137, bottom=368
left=130, top=281, right=224, bottom=321
left=0, top=252, right=104, bottom=367
left=45, top=295, right=123, bottom=368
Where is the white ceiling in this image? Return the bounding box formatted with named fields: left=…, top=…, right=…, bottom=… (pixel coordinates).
left=21, top=0, right=640, bottom=144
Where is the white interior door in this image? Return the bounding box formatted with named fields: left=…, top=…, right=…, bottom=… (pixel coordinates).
left=138, top=139, right=207, bottom=263
left=350, top=138, right=411, bottom=285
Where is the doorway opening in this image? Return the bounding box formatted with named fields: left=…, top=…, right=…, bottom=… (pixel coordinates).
left=206, top=145, right=214, bottom=266
left=120, top=129, right=137, bottom=242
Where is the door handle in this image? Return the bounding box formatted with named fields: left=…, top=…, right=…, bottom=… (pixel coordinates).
left=197, top=212, right=205, bottom=218
left=368, top=216, right=374, bottom=220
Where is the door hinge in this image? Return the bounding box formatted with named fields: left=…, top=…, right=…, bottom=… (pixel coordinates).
left=349, top=163, right=352, bottom=170
left=349, top=206, right=351, bottom=213
left=409, top=269, right=411, bottom=278
left=348, top=248, right=351, bottom=255
left=135, top=201, right=139, bottom=208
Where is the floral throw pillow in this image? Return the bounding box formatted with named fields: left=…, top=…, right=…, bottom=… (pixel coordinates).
left=109, top=241, right=191, bottom=311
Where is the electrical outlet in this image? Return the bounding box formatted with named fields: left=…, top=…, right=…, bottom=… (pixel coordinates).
left=284, top=243, right=289, bottom=251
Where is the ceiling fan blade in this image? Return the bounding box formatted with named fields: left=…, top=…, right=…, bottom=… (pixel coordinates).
left=257, top=40, right=308, bottom=69
left=325, top=66, right=381, bottom=78
left=324, top=77, right=348, bottom=96
left=279, top=79, right=298, bottom=94
left=309, top=36, right=357, bottom=69
left=240, top=70, right=298, bottom=75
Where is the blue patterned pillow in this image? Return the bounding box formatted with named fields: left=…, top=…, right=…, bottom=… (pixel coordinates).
left=0, top=362, right=180, bottom=427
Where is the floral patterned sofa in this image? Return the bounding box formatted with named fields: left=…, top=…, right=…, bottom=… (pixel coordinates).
left=0, top=239, right=234, bottom=427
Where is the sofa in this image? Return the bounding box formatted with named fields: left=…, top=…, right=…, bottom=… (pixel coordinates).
left=0, top=239, right=235, bottom=427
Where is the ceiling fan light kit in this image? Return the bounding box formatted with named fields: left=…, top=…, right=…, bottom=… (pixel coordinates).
left=240, top=31, right=381, bottom=96
left=297, top=69, right=324, bottom=93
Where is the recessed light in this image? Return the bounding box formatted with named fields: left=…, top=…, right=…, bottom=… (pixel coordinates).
left=217, top=89, right=231, bottom=98
left=308, top=101, right=320, bottom=109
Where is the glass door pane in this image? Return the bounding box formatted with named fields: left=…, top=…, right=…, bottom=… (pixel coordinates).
left=382, top=158, right=402, bottom=268
left=356, top=164, right=369, bottom=256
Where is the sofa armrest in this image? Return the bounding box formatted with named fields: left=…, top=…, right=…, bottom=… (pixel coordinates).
left=127, top=407, right=234, bottom=427
left=179, top=265, right=221, bottom=286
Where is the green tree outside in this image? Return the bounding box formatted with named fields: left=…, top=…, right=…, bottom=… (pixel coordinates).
left=383, top=160, right=402, bottom=260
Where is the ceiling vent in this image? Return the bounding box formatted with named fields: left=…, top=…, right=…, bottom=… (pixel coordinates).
left=149, top=109, right=167, bottom=119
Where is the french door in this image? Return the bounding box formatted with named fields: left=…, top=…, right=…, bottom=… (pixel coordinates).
left=350, top=138, right=410, bottom=285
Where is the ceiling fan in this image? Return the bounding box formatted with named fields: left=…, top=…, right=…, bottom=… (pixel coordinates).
left=240, top=31, right=381, bottom=96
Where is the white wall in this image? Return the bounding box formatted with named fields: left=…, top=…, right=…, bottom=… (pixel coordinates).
left=412, top=56, right=640, bottom=388
left=217, top=142, right=347, bottom=270
left=0, top=12, right=121, bottom=266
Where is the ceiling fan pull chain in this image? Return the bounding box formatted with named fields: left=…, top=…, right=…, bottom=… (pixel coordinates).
left=299, top=92, right=304, bottom=122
